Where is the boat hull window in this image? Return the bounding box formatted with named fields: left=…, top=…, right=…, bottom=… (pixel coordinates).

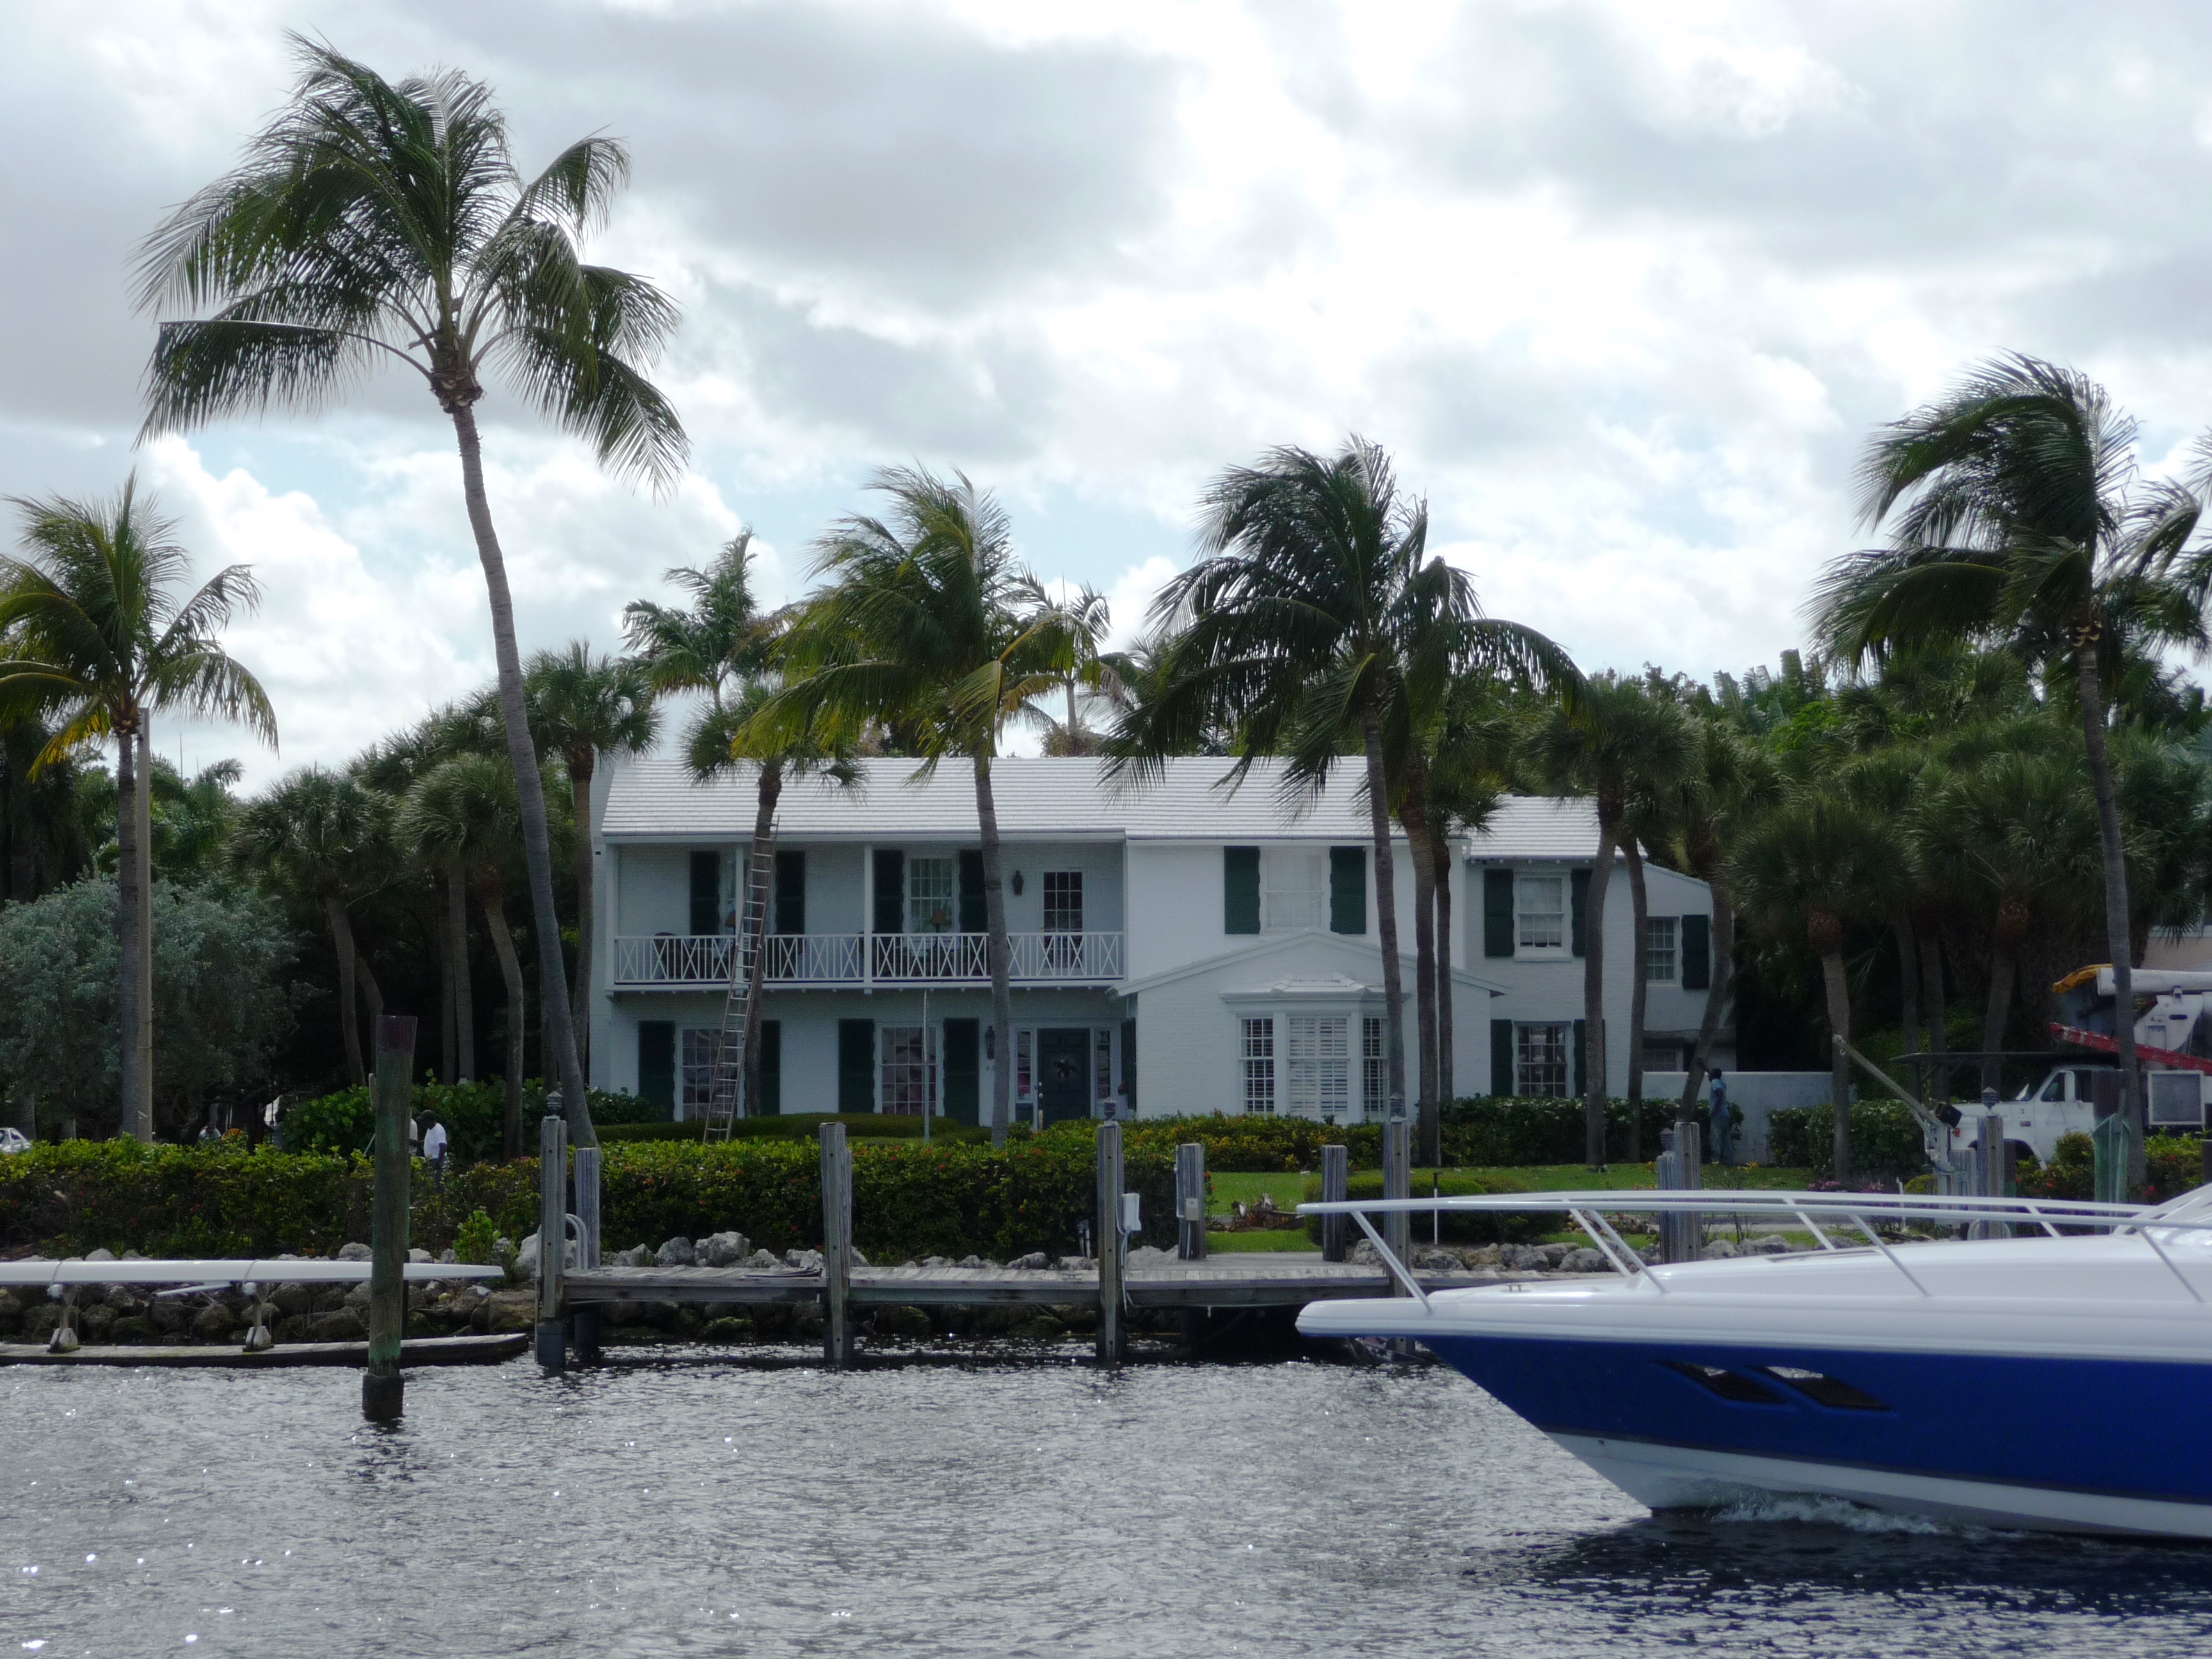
left=1761, top=1366, right=1889, bottom=1411
left=1664, top=1361, right=1786, bottom=1405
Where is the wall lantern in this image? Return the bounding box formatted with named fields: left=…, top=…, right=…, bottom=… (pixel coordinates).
left=1011, top=870, right=1025, bottom=896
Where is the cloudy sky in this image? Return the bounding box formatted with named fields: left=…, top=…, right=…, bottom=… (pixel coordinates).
left=6, top=0, right=2212, bottom=783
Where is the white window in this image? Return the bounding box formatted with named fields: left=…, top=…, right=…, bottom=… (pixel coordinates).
left=1645, top=916, right=1678, bottom=982
left=1242, top=1017, right=1277, bottom=1114
left=1362, top=1016, right=1385, bottom=1118
left=907, top=856, right=956, bottom=934
left=1016, top=1029, right=1034, bottom=1103
left=1516, top=872, right=1567, bottom=952
left=880, top=1025, right=936, bottom=1115
left=1516, top=1022, right=1571, bottom=1097
left=680, top=1028, right=718, bottom=1117
left=1285, top=1014, right=1351, bottom=1118
left=1043, top=870, right=1084, bottom=933
left=1263, top=850, right=1327, bottom=931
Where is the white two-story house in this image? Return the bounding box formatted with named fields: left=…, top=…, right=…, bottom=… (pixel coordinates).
left=589, top=755, right=1724, bottom=1121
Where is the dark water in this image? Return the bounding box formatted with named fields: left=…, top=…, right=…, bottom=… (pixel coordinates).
left=7, top=1349, right=2212, bottom=1658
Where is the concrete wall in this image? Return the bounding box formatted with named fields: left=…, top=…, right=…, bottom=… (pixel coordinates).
left=1640, top=1071, right=1836, bottom=1165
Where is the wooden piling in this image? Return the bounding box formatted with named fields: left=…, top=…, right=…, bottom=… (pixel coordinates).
left=363, top=1014, right=417, bottom=1422
left=1098, top=1120, right=1125, bottom=1363
left=819, top=1123, right=853, bottom=1368
left=572, top=1144, right=602, bottom=1365
left=535, top=1108, right=568, bottom=1372
left=1320, top=1144, right=1349, bottom=1263
left=1176, top=1142, right=1206, bottom=1261
left=1382, top=1111, right=1411, bottom=1269
left=1677, top=1118, right=1703, bottom=1260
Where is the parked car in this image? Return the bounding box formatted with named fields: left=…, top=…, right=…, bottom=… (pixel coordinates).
left=0, top=1126, right=31, bottom=1156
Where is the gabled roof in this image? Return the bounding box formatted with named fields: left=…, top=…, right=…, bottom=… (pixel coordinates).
left=599, top=752, right=1607, bottom=859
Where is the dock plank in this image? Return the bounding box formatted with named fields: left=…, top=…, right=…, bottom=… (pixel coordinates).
left=0, top=1333, right=529, bottom=1368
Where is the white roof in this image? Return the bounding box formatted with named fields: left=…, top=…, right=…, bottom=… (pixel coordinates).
left=598, top=753, right=1603, bottom=858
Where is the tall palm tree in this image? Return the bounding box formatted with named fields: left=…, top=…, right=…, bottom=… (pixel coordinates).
left=134, top=40, right=686, bottom=1148
left=232, top=766, right=390, bottom=1085
left=0, top=479, right=273, bottom=1139
left=522, top=643, right=658, bottom=1072
left=772, top=467, right=1072, bottom=1146
left=1038, top=584, right=1118, bottom=755
left=402, top=754, right=529, bottom=1156
left=1525, top=676, right=1693, bottom=1166
left=1418, top=678, right=1518, bottom=1124
left=623, top=531, right=776, bottom=714
left=1729, top=790, right=1891, bottom=1180
left=1816, top=355, right=2211, bottom=1180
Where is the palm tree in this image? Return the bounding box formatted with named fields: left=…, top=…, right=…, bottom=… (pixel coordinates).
left=1525, top=677, right=1693, bottom=1166
left=1418, top=679, right=1518, bottom=1125
left=523, top=643, right=658, bottom=1073
left=1729, top=790, right=1892, bottom=1180
left=232, top=766, right=390, bottom=1085
left=1038, top=584, right=1118, bottom=755
left=148, top=757, right=246, bottom=886
left=623, top=531, right=776, bottom=714
left=134, top=40, right=686, bottom=1148
left=773, top=467, right=1072, bottom=1146
left=1816, top=355, right=2211, bottom=1180
left=0, top=479, right=273, bottom=1139
left=402, top=754, right=530, bottom=1156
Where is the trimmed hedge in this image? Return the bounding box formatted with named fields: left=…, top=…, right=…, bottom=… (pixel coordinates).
left=1123, top=1100, right=1710, bottom=1172
left=2021, top=1132, right=2206, bottom=1203
left=1767, top=1103, right=1929, bottom=1181
left=0, top=1125, right=1179, bottom=1262
left=278, top=1080, right=658, bottom=1164
left=1297, top=1168, right=1544, bottom=1243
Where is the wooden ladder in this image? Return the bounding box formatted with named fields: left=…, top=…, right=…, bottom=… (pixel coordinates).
left=701, top=847, right=774, bottom=1142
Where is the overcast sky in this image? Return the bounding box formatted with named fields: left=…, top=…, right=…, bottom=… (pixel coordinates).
left=8, top=0, right=2212, bottom=783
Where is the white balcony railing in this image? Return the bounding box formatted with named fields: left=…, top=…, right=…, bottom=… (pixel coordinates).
left=612, top=931, right=1122, bottom=988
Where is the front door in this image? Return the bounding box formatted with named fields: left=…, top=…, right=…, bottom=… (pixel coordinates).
left=1037, top=1028, right=1092, bottom=1125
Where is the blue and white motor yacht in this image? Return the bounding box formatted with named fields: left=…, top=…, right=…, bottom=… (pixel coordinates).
left=1297, top=1188, right=2212, bottom=1537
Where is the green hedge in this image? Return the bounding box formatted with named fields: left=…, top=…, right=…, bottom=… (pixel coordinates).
left=1766, top=1102, right=1929, bottom=1181
left=0, top=1127, right=1179, bottom=1262
left=1296, top=1168, right=1545, bottom=1243
left=2021, top=1132, right=2206, bottom=1203
left=1123, top=1100, right=1708, bottom=1172
left=278, top=1079, right=659, bottom=1164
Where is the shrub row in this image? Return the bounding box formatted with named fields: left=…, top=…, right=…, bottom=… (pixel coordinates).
left=2017, top=1132, right=2206, bottom=1203
left=277, top=1079, right=659, bottom=1163
left=0, top=1127, right=1180, bottom=1262
left=1125, top=1100, right=1713, bottom=1172
left=1766, top=1103, right=1930, bottom=1181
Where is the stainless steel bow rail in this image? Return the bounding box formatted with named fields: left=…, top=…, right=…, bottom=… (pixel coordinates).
left=1295, top=1189, right=2212, bottom=1311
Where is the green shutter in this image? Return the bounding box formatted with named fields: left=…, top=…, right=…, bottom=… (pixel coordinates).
left=1490, top=1019, right=1515, bottom=1097
left=1482, top=869, right=1515, bottom=958
left=1122, top=1017, right=1137, bottom=1114
left=1329, top=846, right=1366, bottom=934
left=958, top=850, right=986, bottom=933
left=638, top=1021, right=675, bottom=1115
left=1681, top=913, right=1711, bottom=990
left=1224, top=846, right=1260, bottom=934
left=757, top=1020, right=781, bottom=1114
left=689, top=851, right=722, bottom=936
left=774, top=851, right=806, bottom=936
left=942, top=1018, right=980, bottom=1125
left=1570, top=869, right=1591, bottom=957
left=873, top=851, right=906, bottom=935
left=838, top=1019, right=875, bottom=1113
left=1572, top=1018, right=1587, bottom=1098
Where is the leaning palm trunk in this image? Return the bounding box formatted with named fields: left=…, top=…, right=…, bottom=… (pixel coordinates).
left=449, top=404, right=595, bottom=1150
left=1399, top=770, right=1440, bottom=1164
left=115, top=714, right=148, bottom=1139
left=1361, top=717, right=1409, bottom=1134
left=324, top=894, right=364, bottom=1086
left=1582, top=820, right=1617, bottom=1166
left=2075, top=648, right=2144, bottom=1189
left=134, top=723, right=154, bottom=1132
left=1921, top=934, right=1948, bottom=1103
left=1982, top=946, right=2019, bottom=1096
left=357, top=949, right=385, bottom=1030
left=975, top=755, right=1014, bottom=1146
left=570, top=758, right=596, bottom=1077
left=1815, top=922, right=1852, bottom=1182
left=1679, top=890, right=1735, bottom=1114
left=447, top=873, right=476, bottom=1083
left=1893, top=915, right=1922, bottom=1068
left=478, top=881, right=527, bottom=1162
left=1623, top=838, right=1650, bottom=1160
left=739, top=761, right=782, bottom=1118
left=1431, top=824, right=1455, bottom=1114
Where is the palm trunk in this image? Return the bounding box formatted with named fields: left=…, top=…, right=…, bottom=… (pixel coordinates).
left=135, top=721, right=154, bottom=1134
left=357, top=948, right=385, bottom=1029
left=1624, top=836, right=1650, bottom=1160
left=1922, top=933, right=1948, bottom=1105
left=1894, top=915, right=1922, bottom=1067
left=570, top=751, right=595, bottom=1079
left=1583, top=817, right=1617, bottom=1166
left=1820, top=943, right=1852, bottom=1182
left=324, top=893, right=364, bottom=1086
left=1982, top=948, right=2017, bottom=1096
left=740, top=760, right=781, bottom=1119
left=975, top=753, right=1014, bottom=1147
left=477, top=877, right=527, bottom=1162
left=115, top=712, right=148, bottom=1139
left=2075, top=647, right=2143, bottom=1190
left=1360, top=717, right=1409, bottom=1139
left=449, top=403, right=593, bottom=1150
left=1399, top=763, right=1440, bottom=1165
left=1431, top=823, right=1455, bottom=1114
left=1680, top=888, right=1735, bottom=1112
left=447, top=870, right=476, bottom=1083
left=437, top=894, right=458, bottom=1086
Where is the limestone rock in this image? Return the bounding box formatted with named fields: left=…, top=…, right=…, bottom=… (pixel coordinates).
left=24, top=1304, right=62, bottom=1340
left=1561, top=1248, right=1610, bottom=1272
left=111, top=1315, right=158, bottom=1344
left=342, top=1281, right=372, bottom=1308
left=1747, top=1234, right=1793, bottom=1255
left=1009, top=1313, right=1066, bottom=1340
left=1498, top=1244, right=1549, bottom=1271
left=1701, top=1239, right=1740, bottom=1260
left=1412, top=1247, right=1461, bottom=1270
left=956, top=1255, right=987, bottom=1269
left=610, top=1245, right=653, bottom=1267
left=102, top=1283, right=140, bottom=1310
left=849, top=1248, right=869, bottom=1268
left=311, top=1308, right=367, bottom=1342
left=655, top=1237, right=697, bottom=1268
left=86, top=1247, right=118, bottom=1263
left=191, top=1302, right=237, bottom=1340
left=147, top=1299, right=188, bottom=1333
left=696, top=1231, right=750, bottom=1269
left=743, top=1249, right=781, bottom=1269
left=783, top=1248, right=824, bottom=1271
left=408, top=1247, right=431, bottom=1263
left=789, top=1304, right=825, bottom=1339
left=312, top=1285, right=349, bottom=1313
left=1007, top=1251, right=1049, bottom=1270
left=702, top=1315, right=755, bottom=1343
left=1126, top=1246, right=1175, bottom=1267
left=922, top=1255, right=952, bottom=1267
left=1055, top=1256, right=1097, bottom=1271
left=80, top=1304, right=117, bottom=1341
left=870, top=1304, right=933, bottom=1340
left=438, top=1249, right=457, bottom=1265
left=477, top=1290, right=537, bottom=1334
left=1054, top=1304, right=1100, bottom=1334
left=1459, top=1244, right=1503, bottom=1268
left=1537, top=1243, right=1571, bottom=1268
left=337, top=1242, right=373, bottom=1262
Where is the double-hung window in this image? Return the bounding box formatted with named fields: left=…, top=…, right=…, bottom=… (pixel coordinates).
left=1645, top=917, right=1678, bottom=982
left=1043, top=871, right=1084, bottom=932
left=1285, top=1014, right=1350, bottom=1117
left=680, top=1028, right=718, bottom=1117
left=1362, top=1016, right=1385, bottom=1118
left=1263, top=851, right=1327, bottom=931
left=1241, top=1017, right=1277, bottom=1114
left=906, top=856, right=956, bottom=934
left=880, top=1025, right=936, bottom=1115
left=1516, top=872, right=1567, bottom=952
left=1516, top=1021, right=1571, bottom=1097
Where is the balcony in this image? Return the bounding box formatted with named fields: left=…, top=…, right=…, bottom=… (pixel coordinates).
left=612, top=931, right=1124, bottom=989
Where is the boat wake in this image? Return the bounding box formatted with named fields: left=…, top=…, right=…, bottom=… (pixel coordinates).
left=1705, top=1491, right=2010, bottom=1538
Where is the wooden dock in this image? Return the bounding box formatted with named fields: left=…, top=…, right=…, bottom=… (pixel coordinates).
left=0, top=1333, right=529, bottom=1369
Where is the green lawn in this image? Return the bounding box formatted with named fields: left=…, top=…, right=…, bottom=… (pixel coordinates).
left=1208, top=1164, right=1813, bottom=1217
left=1203, top=1228, right=1319, bottom=1253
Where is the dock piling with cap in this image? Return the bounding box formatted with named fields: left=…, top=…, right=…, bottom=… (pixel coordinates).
left=363, top=1014, right=417, bottom=1422
left=1175, top=1142, right=1206, bottom=1261
left=819, top=1122, right=853, bottom=1368
left=572, top=1142, right=602, bottom=1365
left=535, top=1102, right=568, bottom=1373
left=1097, top=1120, right=1125, bottom=1364
left=1319, top=1144, right=1349, bottom=1263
